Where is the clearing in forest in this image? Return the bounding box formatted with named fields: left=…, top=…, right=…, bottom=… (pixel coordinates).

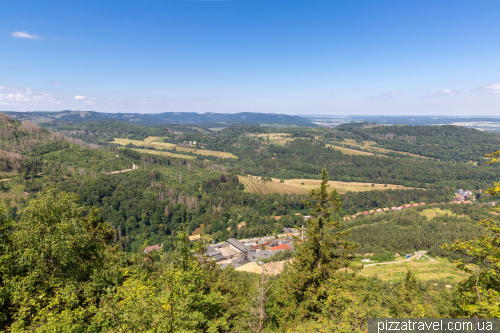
left=238, top=175, right=408, bottom=195
left=360, top=257, right=467, bottom=284
left=247, top=133, right=295, bottom=145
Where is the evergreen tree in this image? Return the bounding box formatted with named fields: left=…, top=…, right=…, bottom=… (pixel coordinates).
left=274, top=168, right=359, bottom=325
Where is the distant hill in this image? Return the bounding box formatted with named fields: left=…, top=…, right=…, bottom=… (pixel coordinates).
left=3, top=111, right=314, bottom=127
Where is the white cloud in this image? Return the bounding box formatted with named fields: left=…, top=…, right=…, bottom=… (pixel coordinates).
left=390, top=91, right=400, bottom=94
left=428, top=89, right=455, bottom=96
left=49, top=82, right=62, bottom=86
left=494, top=91, right=500, bottom=94
left=11, top=31, right=41, bottom=39
left=75, top=95, right=87, bottom=100
left=0, top=87, right=54, bottom=103
left=484, top=83, right=500, bottom=90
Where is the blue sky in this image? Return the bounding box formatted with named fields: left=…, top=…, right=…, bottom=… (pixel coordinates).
left=1, top=0, right=499, bottom=115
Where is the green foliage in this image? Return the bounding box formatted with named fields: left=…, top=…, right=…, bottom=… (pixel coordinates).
left=274, top=169, right=359, bottom=324
left=2, top=187, right=122, bottom=330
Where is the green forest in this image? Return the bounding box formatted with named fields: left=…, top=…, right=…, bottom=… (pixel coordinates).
left=1, top=113, right=500, bottom=331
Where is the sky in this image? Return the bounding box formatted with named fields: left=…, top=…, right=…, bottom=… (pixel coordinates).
left=1, top=0, right=499, bottom=115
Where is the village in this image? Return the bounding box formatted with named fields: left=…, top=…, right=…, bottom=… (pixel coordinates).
left=143, top=188, right=494, bottom=269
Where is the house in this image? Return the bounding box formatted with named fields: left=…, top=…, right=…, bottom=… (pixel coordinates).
left=463, top=200, right=472, bottom=204
left=227, top=238, right=250, bottom=253
left=237, top=222, right=247, bottom=229
left=375, top=209, right=383, bottom=214
left=144, top=244, right=162, bottom=254
left=343, top=216, right=350, bottom=221
left=391, top=207, right=398, bottom=211
left=355, top=212, right=362, bottom=216
left=294, top=213, right=302, bottom=216
left=189, top=234, right=202, bottom=241
left=369, top=210, right=375, bottom=214
left=361, top=259, right=372, bottom=263
left=420, top=202, right=426, bottom=206
left=363, top=211, right=369, bottom=216
left=270, top=243, right=292, bottom=252
left=275, top=216, right=281, bottom=220
left=303, top=215, right=311, bottom=221
left=382, top=208, right=390, bottom=212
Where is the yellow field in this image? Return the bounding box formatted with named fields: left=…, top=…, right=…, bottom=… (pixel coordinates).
left=326, top=144, right=375, bottom=156
left=110, top=137, right=236, bottom=159
left=247, top=133, right=295, bottom=145
left=175, top=146, right=238, bottom=159
left=340, top=139, right=429, bottom=159
left=238, top=175, right=408, bottom=195
left=132, top=148, right=196, bottom=159
left=360, top=257, right=468, bottom=284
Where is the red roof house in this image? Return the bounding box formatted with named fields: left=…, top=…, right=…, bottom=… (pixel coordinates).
left=270, top=243, right=292, bottom=252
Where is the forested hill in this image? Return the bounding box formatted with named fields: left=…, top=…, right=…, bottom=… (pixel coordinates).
left=4, top=110, right=315, bottom=126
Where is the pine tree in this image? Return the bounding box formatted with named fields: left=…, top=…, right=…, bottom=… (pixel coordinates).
left=274, top=168, right=359, bottom=324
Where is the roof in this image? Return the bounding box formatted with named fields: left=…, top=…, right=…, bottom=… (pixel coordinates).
left=275, top=216, right=281, bottom=220
left=144, top=244, right=162, bottom=253
left=214, top=254, right=226, bottom=261
left=391, top=207, right=398, bottom=210
left=270, top=243, right=292, bottom=251
left=206, top=250, right=222, bottom=257
left=227, top=238, right=249, bottom=253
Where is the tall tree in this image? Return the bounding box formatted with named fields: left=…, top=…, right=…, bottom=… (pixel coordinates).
left=273, top=168, right=359, bottom=325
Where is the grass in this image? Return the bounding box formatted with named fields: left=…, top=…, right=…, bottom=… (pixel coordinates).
left=359, top=257, right=468, bottom=284
left=132, top=148, right=196, bottom=159
left=238, top=175, right=409, bottom=195
left=420, top=208, right=458, bottom=220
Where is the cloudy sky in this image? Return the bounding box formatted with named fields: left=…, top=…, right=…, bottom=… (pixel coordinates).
left=1, top=0, right=499, bottom=115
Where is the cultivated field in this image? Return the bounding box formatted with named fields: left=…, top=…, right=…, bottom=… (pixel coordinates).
left=360, top=257, right=467, bottom=284
left=132, top=148, right=196, bottom=159
left=238, top=175, right=408, bottom=195
left=339, top=139, right=429, bottom=159
left=110, top=137, right=237, bottom=159
left=175, top=146, right=238, bottom=159
left=325, top=144, right=375, bottom=156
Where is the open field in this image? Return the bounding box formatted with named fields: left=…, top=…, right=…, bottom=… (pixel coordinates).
left=132, top=148, right=196, bottom=159
left=360, top=257, right=468, bottom=284
left=420, top=208, right=458, bottom=220
left=247, top=133, right=295, bottom=145
left=338, top=139, right=430, bottom=159
left=175, top=146, right=238, bottom=159
left=326, top=144, right=375, bottom=156
left=238, top=175, right=409, bottom=195
left=111, top=137, right=237, bottom=159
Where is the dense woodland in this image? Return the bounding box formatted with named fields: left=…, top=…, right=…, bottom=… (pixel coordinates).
left=1, top=113, right=500, bottom=331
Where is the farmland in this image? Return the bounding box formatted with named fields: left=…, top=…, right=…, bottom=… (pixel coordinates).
left=325, top=144, right=375, bottom=156
left=132, top=148, right=196, bottom=159
left=110, top=137, right=237, bottom=159
left=336, top=139, right=430, bottom=158
left=238, top=175, right=409, bottom=195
